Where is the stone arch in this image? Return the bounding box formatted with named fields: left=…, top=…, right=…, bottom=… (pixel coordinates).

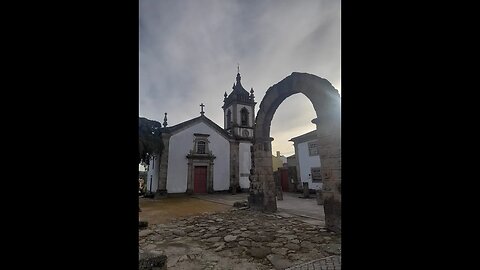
left=248, top=72, right=341, bottom=232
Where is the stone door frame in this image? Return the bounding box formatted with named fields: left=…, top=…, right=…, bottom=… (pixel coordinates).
left=186, top=155, right=215, bottom=194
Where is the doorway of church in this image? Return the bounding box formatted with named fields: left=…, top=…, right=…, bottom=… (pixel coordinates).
left=194, top=166, right=207, bottom=193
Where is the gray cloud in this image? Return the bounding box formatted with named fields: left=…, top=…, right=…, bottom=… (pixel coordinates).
left=140, top=0, right=340, bottom=156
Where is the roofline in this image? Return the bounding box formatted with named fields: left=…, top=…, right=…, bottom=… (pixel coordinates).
left=289, top=130, right=318, bottom=143
left=164, top=115, right=232, bottom=140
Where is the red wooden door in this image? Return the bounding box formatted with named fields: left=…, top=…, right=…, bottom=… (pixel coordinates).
left=194, top=166, right=207, bottom=193
left=280, top=169, right=289, bottom=192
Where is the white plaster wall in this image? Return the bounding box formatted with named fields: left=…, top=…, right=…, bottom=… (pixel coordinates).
left=167, top=121, right=231, bottom=193
left=239, top=142, right=252, bottom=189
left=236, top=105, right=253, bottom=127
left=297, top=140, right=322, bottom=190
left=146, top=155, right=160, bottom=193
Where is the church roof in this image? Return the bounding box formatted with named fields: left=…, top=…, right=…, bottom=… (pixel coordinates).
left=232, top=72, right=250, bottom=96
left=163, top=114, right=232, bottom=140
left=223, top=72, right=256, bottom=108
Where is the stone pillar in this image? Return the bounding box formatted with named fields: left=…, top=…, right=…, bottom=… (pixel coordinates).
left=316, top=189, right=323, bottom=205
left=186, top=160, right=193, bottom=195
left=293, top=143, right=302, bottom=191
left=302, top=182, right=310, bottom=198
left=230, top=141, right=240, bottom=194
left=248, top=137, right=277, bottom=212
left=274, top=171, right=283, bottom=200
left=276, top=185, right=283, bottom=200
left=207, top=161, right=214, bottom=193
left=156, top=133, right=171, bottom=198
left=288, top=166, right=298, bottom=192
left=313, top=118, right=341, bottom=233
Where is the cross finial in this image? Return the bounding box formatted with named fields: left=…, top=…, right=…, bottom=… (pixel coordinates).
left=200, top=103, right=205, bottom=115
left=237, top=63, right=239, bottom=74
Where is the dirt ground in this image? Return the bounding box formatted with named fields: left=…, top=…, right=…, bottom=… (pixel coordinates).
left=139, top=196, right=231, bottom=225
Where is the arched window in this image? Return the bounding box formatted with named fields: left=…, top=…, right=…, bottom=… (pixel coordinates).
left=241, top=107, right=249, bottom=126
left=197, top=141, right=206, bottom=154
left=226, top=110, right=232, bottom=128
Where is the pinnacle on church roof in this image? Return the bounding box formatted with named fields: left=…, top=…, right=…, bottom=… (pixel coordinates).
left=232, top=72, right=248, bottom=96
left=236, top=72, right=241, bottom=84
left=222, top=66, right=256, bottom=108
left=163, top=112, right=168, bottom=127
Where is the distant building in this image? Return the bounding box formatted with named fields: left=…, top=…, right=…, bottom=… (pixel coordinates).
left=272, top=151, right=287, bottom=172
left=289, top=130, right=322, bottom=191
left=286, top=154, right=296, bottom=167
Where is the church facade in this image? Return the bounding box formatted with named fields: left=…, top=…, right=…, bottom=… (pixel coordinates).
left=146, top=71, right=256, bottom=195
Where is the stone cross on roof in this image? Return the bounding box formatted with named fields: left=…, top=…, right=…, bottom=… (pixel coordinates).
left=200, top=103, right=205, bottom=115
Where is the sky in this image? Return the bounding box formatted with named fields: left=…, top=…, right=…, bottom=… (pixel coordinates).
left=140, top=0, right=340, bottom=157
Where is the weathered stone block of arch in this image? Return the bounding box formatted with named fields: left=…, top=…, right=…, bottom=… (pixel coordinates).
left=249, top=72, right=341, bottom=233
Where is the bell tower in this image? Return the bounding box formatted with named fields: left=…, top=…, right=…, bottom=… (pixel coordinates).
left=222, top=67, right=256, bottom=139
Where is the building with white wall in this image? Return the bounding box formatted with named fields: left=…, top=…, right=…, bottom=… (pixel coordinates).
left=146, top=71, right=255, bottom=194
left=289, top=130, right=323, bottom=191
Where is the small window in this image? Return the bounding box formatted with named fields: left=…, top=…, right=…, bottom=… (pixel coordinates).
left=311, top=167, right=322, bottom=182
left=197, top=141, right=206, bottom=154
left=308, top=141, right=319, bottom=156
left=241, top=108, right=249, bottom=126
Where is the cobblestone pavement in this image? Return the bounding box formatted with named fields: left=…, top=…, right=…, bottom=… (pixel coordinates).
left=139, top=208, right=341, bottom=270
left=286, top=256, right=341, bottom=270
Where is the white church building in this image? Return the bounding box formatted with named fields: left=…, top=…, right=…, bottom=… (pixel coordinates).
left=146, top=71, right=256, bottom=195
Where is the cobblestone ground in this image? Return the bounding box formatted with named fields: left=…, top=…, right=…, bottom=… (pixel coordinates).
left=139, top=208, right=341, bottom=270
left=285, top=256, right=341, bottom=270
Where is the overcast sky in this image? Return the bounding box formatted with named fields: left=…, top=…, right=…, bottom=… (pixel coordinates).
left=140, top=0, right=340, bottom=157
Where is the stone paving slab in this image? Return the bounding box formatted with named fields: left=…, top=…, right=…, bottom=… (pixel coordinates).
left=286, top=255, right=341, bottom=270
